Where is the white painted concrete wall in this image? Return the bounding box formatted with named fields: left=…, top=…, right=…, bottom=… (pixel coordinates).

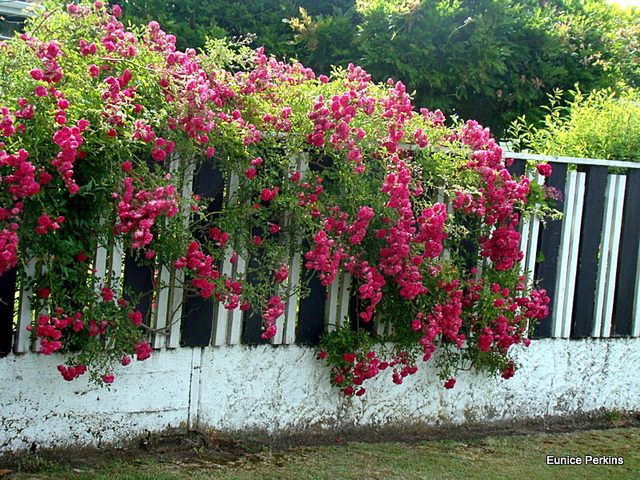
left=2, top=338, right=639, bottom=453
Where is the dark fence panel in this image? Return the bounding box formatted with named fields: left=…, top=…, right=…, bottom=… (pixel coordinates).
left=0, top=267, right=17, bottom=356
left=534, top=162, right=568, bottom=338
left=613, top=168, right=640, bottom=336
left=242, top=228, right=272, bottom=345
left=506, top=158, right=526, bottom=178
left=571, top=165, right=608, bottom=338
left=122, top=252, right=155, bottom=325
left=296, top=265, right=326, bottom=344
left=181, top=159, right=226, bottom=347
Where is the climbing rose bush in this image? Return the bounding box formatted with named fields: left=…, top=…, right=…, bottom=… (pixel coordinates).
left=0, top=0, right=550, bottom=391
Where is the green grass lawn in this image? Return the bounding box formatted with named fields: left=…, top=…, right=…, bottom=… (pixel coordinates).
left=7, top=427, right=639, bottom=480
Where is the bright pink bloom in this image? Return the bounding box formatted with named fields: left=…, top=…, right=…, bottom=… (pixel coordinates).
left=537, top=163, right=552, bottom=177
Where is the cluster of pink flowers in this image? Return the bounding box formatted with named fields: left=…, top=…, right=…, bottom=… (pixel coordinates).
left=51, top=122, right=89, bottom=194
left=324, top=349, right=387, bottom=397
left=115, top=177, right=179, bottom=248
left=346, top=258, right=386, bottom=322
left=174, top=240, right=222, bottom=298
left=57, top=364, right=87, bottom=381
left=0, top=228, right=18, bottom=274
left=0, top=144, right=43, bottom=273
left=261, top=296, right=285, bottom=339
left=478, top=217, right=524, bottom=271
left=305, top=229, right=347, bottom=286
left=27, top=310, right=84, bottom=355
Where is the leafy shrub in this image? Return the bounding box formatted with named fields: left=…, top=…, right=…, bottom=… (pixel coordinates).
left=509, top=86, right=640, bottom=162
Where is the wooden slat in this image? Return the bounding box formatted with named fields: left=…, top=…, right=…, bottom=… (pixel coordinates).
left=226, top=251, right=246, bottom=345
left=280, top=154, right=308, bottom=344
left=281, top=245, right=302, bottom=344
left=212, top=246, right=234, bottom=346
left=152, top=266, right=171, bottom=349
left=551, top=171, right=577, bottom=337
left=181, top=159, right=225, bottom=347
left=164, top=157, right=194, bottom=349
left=519, top=171, right=545, bottom=284
left=0, top=267, right=17, bottom=355
left=555, top=172, right=585, bottom=338
left=593, top=175, right=626, bottom=337
left=571, top=166, right=608, bottom=338
left=533, top=162, right=568, bottom=338
left=15, top=259, right=37, bottom=353
left=613, top=169, right=640, bottom=336
left=592, top=175, right=619, bottom=336
left=297, top=265, right=326, bottom=344
left=109, top=240, right=124, bottom=290
left=325, top=274, right=341, bottom=333
left=338, top=272, right=351, bottom=327
left=122, top=252, right=155, bottom=325
left=94, top=243, right=109, bottom=292
left=167, top=269, right=185, bottom=348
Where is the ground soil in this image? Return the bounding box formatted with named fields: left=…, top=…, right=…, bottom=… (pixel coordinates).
left=1, top=410, right=639, bottom=471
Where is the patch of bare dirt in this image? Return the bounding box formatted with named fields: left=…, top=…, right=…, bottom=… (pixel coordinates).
left=1, top=410, right=639, bottom=472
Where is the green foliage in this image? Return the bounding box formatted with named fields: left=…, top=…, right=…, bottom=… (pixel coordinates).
left=509, top=86, right=640, bottom=162
left=117, top=0, right=640, bottom=140
left=353, top=0, right=634, bottom=138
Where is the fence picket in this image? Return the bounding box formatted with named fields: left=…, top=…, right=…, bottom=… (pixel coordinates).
left=15, top=259, right=39, bottom=353
left=280, top=241, right=302, bottom=344
left=226, top=251, right=246, bottom=345
left=593, top=175, right=626, bottom=337
left=152, top=266, right=172, bottom=349
left=166, top=269, right=185, bottom=348
left=556, top=171, right=585, bottom=338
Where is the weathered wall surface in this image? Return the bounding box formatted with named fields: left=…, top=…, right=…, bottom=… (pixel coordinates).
left=2, top=338, right=639, bottom=452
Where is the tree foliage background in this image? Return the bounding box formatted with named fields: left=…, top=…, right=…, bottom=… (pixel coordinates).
left=117, top=0, right=640, bottom=139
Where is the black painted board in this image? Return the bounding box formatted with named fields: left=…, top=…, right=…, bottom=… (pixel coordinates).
left=506, top=158, right=526, bottom=178
left=297, top=265, right=326, bottom=344
left=571, top=166, right=608, bottom=338
left=181, top=291, right=215, bottom=347
left=533, top=162, right=568, bottom=338
left=180, top=160, right=226, bottom=347
left=349, top=281, right=376, bottom=335
left=613, top=169, right=640, bottom=336
left=0, top=268, right=17, bottom=356
left=191, top=160, right=226, bottom=242
left=242, top=248, right=272, bottom=345
left=294, top=153, right=332, bottom=344
left=122, top=252, right=155, bottom=325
